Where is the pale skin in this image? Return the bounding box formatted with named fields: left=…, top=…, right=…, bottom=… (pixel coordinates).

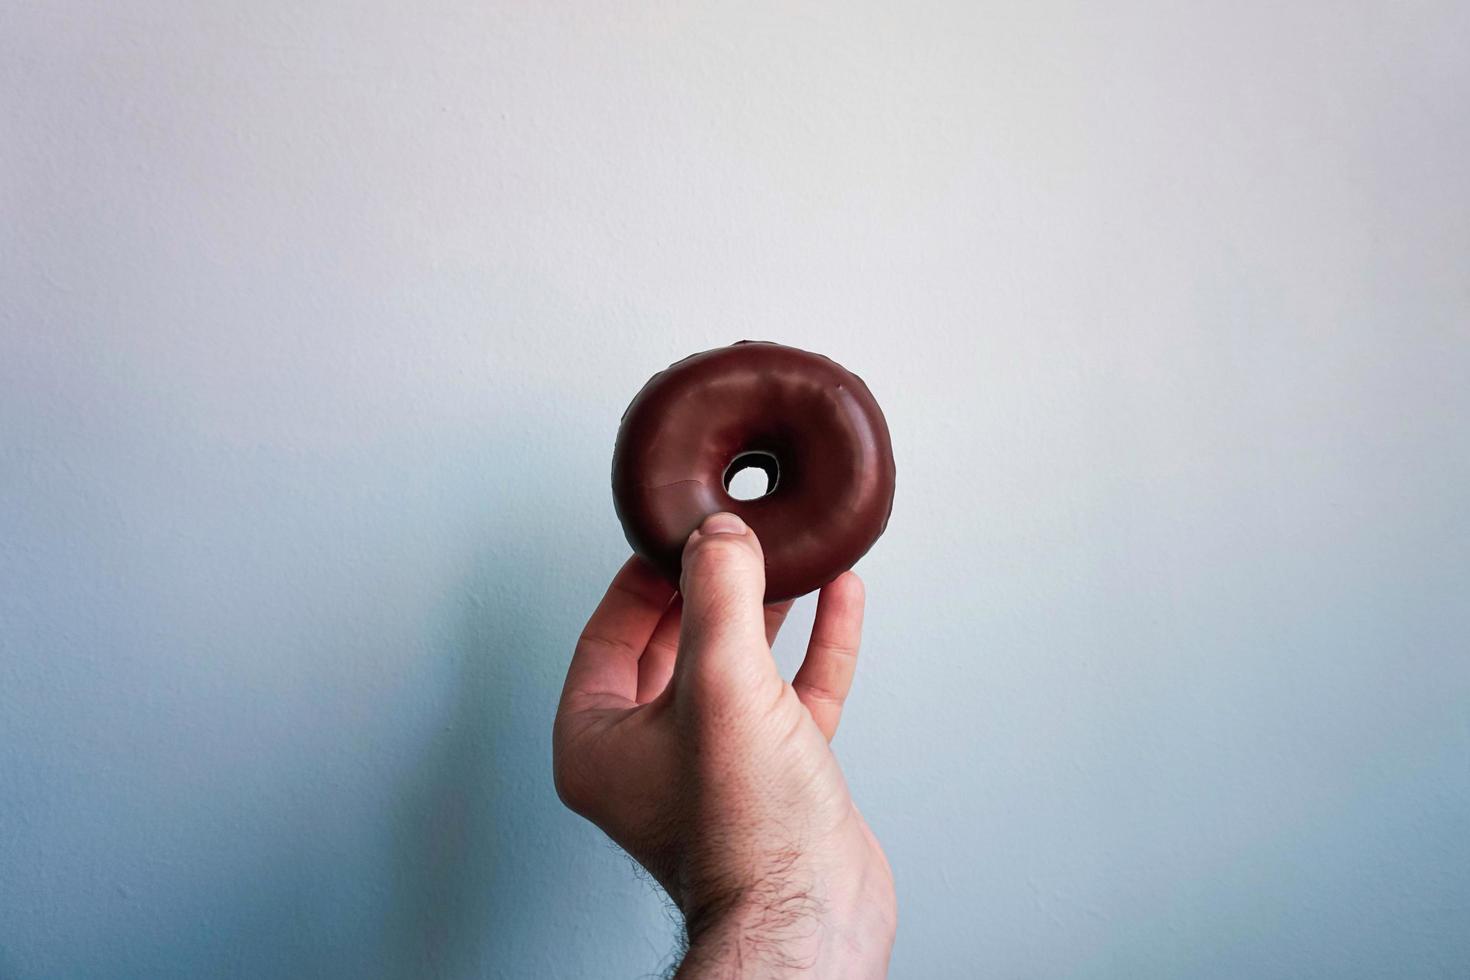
left=553, top=512, right=897, bottom=978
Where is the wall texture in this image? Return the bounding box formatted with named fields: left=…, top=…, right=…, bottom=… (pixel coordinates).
left=3, top=2, right=1467, bottom=978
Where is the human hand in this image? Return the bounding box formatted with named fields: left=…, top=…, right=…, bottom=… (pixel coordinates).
left=553, top=512, right=896, bottom=977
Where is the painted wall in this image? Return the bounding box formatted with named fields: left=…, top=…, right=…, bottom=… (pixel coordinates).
left=3, top=3, right=1467, bottom=977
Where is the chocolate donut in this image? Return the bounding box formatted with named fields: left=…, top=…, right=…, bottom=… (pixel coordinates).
left=612, top=341, right=896, bottom=603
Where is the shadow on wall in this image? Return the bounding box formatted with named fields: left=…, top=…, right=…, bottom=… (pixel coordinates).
left=380, top=547, right=562, bottom=978
left=376, top=487, right=658, bottom=979
left=21, top=431, right=659, bottom=979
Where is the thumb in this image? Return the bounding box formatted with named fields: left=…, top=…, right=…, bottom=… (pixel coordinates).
left=672, top=512, right=774, bottom=690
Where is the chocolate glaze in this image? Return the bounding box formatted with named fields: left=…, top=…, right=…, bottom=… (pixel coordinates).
left=612, top=341, right=896, bottom=603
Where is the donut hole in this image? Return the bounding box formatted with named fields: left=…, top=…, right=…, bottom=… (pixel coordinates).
left=722, top=451, right=780, bottom=501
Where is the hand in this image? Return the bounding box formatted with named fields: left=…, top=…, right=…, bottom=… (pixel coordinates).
left=553, top=512, right=896, bottom=977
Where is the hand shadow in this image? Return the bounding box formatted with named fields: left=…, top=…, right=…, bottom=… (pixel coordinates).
left=379, top=516, right=679, bottom=979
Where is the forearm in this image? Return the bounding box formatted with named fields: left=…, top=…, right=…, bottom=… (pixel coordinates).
left=674, top=865, right=896, bottom=979
left=676, top=915, right=894, bottom=979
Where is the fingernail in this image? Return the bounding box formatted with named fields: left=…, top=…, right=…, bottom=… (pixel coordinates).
left=699, top=512, right=746, bottom=536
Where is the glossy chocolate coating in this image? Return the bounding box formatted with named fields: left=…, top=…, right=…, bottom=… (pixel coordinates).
left=612, top=341, right=896, bottom=602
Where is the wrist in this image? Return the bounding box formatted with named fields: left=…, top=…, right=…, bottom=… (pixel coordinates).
left=676, top=856, right=895, bottom=979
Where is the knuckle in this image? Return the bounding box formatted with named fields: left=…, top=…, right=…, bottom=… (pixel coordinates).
left=576, top=631, right=639, bottom=660
left=644, top=634, right=678, bottom=661
left=681, top=538, right=756, bottom=588
left=810, top=637, right=859, bottom=662
left=795, top=680, right=847, bottom=706
left=685, top=534, right=753, bottom=570
left=680, top=651, right=772, bottom=704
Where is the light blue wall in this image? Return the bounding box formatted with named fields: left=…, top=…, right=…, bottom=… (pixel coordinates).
left=3, top=3, right=1467, bottom=978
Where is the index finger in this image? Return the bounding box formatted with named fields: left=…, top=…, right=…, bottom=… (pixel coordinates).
left=560, top=556, right=676, bottom=711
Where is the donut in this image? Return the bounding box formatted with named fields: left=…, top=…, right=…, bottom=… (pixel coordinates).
left=612, top=341, right=896, bottom=603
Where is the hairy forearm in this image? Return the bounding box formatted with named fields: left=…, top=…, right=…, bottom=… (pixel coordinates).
left=674, top=865, right=895, bottom=979
left=676, top=886, right=821, bottom=979
left=676, top=914, right=893, bottom=979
